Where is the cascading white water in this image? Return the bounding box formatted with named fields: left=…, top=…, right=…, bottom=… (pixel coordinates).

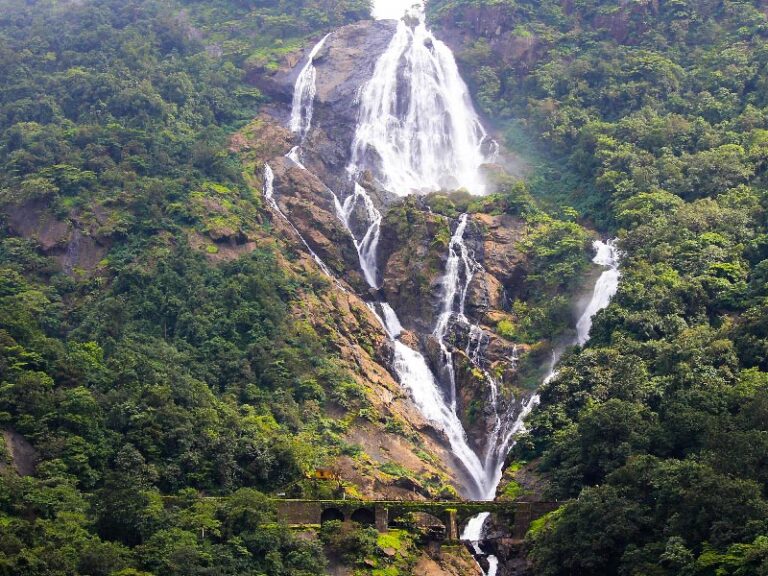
left=290, top=34, right=331, bottom=140
left=372, top=0, right=423, bottom=20
left=371, top=303, right=489, bottom=498
left=283, top=11, right=621, bottom=574
left=350, top=4, right=495, bottom=195
left=576, top=240, right=621, bottom=345
left=433, top=214, right=475, bottom=408
left=461, top=240, right=622, bottom=571
left=340, top=184, right=382, bottom=288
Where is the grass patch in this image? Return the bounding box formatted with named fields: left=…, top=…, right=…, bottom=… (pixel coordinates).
left=377, top=530, right=405, bottom=550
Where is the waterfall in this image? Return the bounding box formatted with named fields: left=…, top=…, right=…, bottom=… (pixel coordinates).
left=349, top=4, right=496, bottom=195
left=461, top=240, right=622, bottom=570
left=372, top=0, right=424, bottom=20
left=281, top=10, right=621, bottom=573
left=290, top=34, right=331, bottom=140
left=576, top=240, right=621, bottom=345
left=339, top=184, right=382, bottom=288
left=284, top=25, right=384, bottom=289
left=433, top=214, right=476, bottom=408
left=370, top=303, right=488, bottom=498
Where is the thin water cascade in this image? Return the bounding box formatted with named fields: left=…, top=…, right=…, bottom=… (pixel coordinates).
left=433, top=214, right=476, bottom=408
left=350, top=4, right=496, bottom=195
left=262, top=164, right=334, bottom=278
left=370, top=303, right=489, bottom=498
left=284, top=27, right=384, bottom=290
left=339, top=184, right=383, bottom=288
left=576, top=240, right=621, bottom=345
left=461, top=239, right=622, bottom=572
left=290, top=34, right=331, bottom=140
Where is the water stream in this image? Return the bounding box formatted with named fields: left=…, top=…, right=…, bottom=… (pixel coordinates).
left=461, top=239, right=621, bottom=573
left=262, top=163, right=334, bottom=278
left=280, top=4, right=622, bottom=574
left=290, top=33, right=331, bottom=140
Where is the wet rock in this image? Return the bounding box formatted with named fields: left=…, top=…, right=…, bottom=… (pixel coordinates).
left=268, top=156, right=363, bottom=285
left=471, top=213, right=527, bottom=297
left=253, top=20, right=398, bottom=194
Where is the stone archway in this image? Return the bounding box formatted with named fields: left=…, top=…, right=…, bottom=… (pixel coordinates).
left=320, top=508, right=344, bottom=523
left=350, top=508, right=376, bottom=526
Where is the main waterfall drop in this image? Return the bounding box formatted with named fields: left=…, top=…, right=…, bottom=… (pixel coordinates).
left=349, top=2, right=496, bottom=195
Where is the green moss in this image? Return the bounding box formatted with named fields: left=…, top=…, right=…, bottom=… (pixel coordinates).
left=377, top=530, right=405, bottom=550
left=496, top=318, right=517, bottom=339
left=371, top=568, right=400, bottom=576
left=414, top=450, right=436, bottom=464
left=379, top=462, right=409, bottom=477
left=500, top=480, right=523, bottom=499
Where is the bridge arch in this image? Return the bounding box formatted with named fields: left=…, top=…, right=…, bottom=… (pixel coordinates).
left=320, top=507, right=344, bottom=523
left=350, top=508, right=376, bottom=526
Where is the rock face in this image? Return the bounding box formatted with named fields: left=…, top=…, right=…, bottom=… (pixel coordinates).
left=255, top=20, right=398, bottom=195
left=1, top=429, right=38, bottom=476
left=269, top=156, right=363, bottom=283
left=378, top=197, right=449, bottom=333
left=5, top=198, right=109, bottom=276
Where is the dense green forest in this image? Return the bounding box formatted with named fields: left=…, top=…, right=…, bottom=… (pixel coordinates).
left=0, top=0, right=377, bottom=574
left=428, top=0, right=768, bottom=574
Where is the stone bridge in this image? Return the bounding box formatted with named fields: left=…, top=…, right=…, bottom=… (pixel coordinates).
left=274, top=499, right=560, bottom=541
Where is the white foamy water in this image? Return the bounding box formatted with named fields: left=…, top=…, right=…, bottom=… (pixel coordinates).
left=576, top=240, right=620, bottom=345
left=370, top=303, right=488, bottom=498
left=349, top=6, right=495, bottom=195
left=339, top=184, right=382, bottom=288
left=462, top=240, right=622, bottom=571
left=290, top=34, right=331, bottom=140
left=372, top=0, right=424, bottom=20
left=433, top=214, right=476, bottom=409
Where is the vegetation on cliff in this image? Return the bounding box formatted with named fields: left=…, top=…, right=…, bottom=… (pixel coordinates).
left=429, top=0, right=768, bottom=573
left=0, top=0, right=385, bottom=573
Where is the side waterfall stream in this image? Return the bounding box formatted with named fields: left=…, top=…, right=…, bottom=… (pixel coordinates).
left=272, top=2, right=622, bottom=574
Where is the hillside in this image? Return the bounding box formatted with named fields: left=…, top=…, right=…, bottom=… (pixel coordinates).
left=0, top=0, right=594, bottom=574
left=0, top=0, right=767, bottom=575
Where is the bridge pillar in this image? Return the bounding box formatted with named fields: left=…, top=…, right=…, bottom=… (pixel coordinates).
left=375, top=506, right=388, bottom=532
left=444, top=509, right=459, bottom=541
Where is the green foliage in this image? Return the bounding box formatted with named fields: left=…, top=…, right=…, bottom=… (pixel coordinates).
left=319, top=520, right=378, bottom=565
left=0, top=0, right=374, bottom=572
